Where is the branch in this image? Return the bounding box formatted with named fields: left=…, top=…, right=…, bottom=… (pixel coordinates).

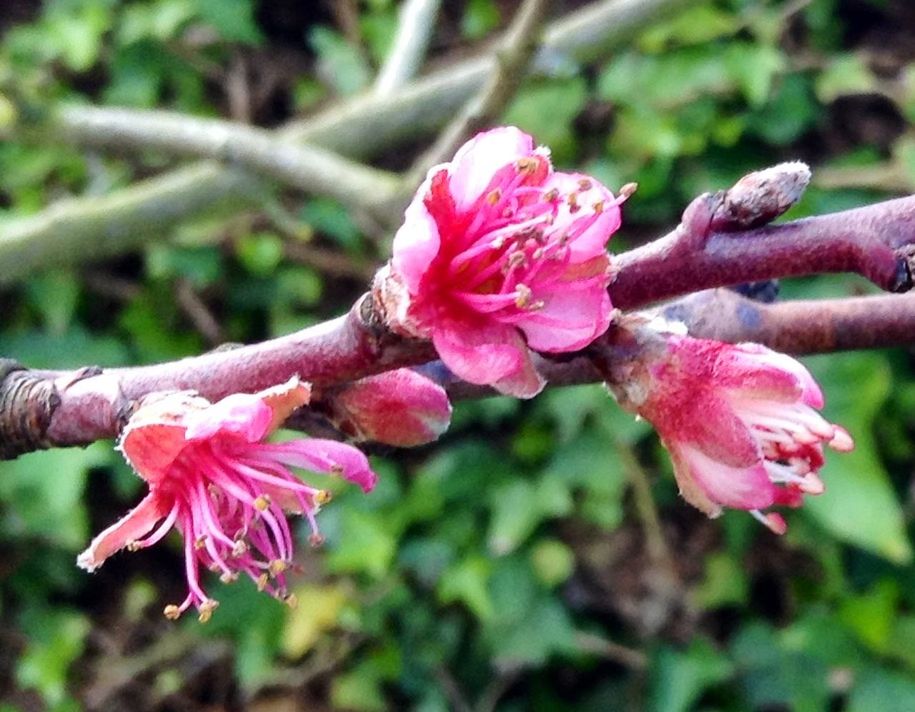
left=373, top=0, right=442, bottom=96
left=406, top=0, right=552, bottom=185
left=610, top=184, right=915, bottom=309
left=26, top=106, right=401, bottom=207
left=7, top=164, right=915, bottom=457
left=0, top=0, right=690, bottom=283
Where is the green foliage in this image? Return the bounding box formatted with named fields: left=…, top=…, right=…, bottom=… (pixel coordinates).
left=3, top=0, right=915, bottom=709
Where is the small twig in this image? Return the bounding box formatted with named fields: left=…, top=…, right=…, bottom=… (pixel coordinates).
left=436, top=667, right=474, bottom=712
left=601, top=423, right=676, bottom=575
left=406, top=0, right=553, bottom=188
left=175, top=278, right=224, bottom=347
left=573, top=631, right=648, bottom=670
left=475, top=669, right=521, bottom=712
left=374, top=0, right=442, bottom=96
left=283, top=241, right=377, bottom=281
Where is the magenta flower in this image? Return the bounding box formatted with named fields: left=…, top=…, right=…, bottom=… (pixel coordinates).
left=612, top=334, right=853, bottom=533
left=77, top=378, right=376, bottom=621
left=327, top=368, right=452, bottom=447
left=376, top=126, right=623, bottom=398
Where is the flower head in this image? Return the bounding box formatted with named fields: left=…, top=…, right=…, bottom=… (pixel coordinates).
left=77, top=378, right=377, bottom=621
left=376, top=126, right=624, bottom=398
left=608, top=331, right=853, bottom=533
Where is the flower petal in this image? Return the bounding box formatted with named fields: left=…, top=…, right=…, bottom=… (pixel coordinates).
left=432, top=318, right=545, bottom=398
left=449, top=126, right=536, bottom=210
left=77, top=493, right=172, bottom=571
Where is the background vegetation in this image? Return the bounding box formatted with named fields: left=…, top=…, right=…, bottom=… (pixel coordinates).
left=2, top=0, right=915, bottom=710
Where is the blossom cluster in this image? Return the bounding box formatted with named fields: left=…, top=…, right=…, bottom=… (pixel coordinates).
left=78, top=127, right=855, bottom=619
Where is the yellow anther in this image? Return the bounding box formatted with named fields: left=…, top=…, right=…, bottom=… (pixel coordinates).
left=257, top=573, right=269, bottom=591
left=219, top=572, right=239, bottom=584
left=194, top=536, right=207, bottom=550
left=254, top=495, right=271, bottom=511
left=309, top=532, right=326, bottom=548
left=285, top=593, right=299, bottom=610
left=197, top=599, right=219, bottom=623
left=127, top=540, right=140, bottom=552
left=232, top=540, right=248, bottom=557
left=578, top=178, right=593, bottom=191
left=514, top=284, right=533, bottom=309
left=314, top=490, right=333, bottom=506
left=163, top=604, right=181, bottom=620
left=269, top=560, right=288, bottom=576
left=486, top=189, right=501, bottom=205
left=517, top=156, right=538, bottom=174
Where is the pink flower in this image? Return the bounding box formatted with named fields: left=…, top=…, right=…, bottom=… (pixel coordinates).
left=376, top=126, right=623, bottom=398
left=326, top=368, right=452, bottom=447
left=77, top=378, right=376, bottom=621
left=611, top=334, right=853, bottom=533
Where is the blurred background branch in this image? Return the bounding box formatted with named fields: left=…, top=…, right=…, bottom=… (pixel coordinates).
left=0, top=0, right=688, bottom=282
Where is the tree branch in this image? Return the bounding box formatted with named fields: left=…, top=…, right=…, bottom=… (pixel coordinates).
left=0, top=0, right=690, bottom=283
left=26, top=105, right=401, bottom=207
left=373, top=0, right=442, bottom=96
left=611, top=187, right=915, bottom=310
left=6, top=161, right=915, bottom=457
left=406, top=0, right=552, bottom=185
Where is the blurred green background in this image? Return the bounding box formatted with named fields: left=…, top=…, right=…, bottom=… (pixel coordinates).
left=2, top=0, right=915, bottom=710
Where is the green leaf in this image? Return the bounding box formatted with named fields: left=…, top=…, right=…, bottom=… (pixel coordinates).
left=235, top=232, right=284, bottom=276
left=638, top=3, right=740, bottom=51
left=530, top=539, right=575, bottom=588
left=196, top=0, right=263, bottom=44
left=25, top=270, right=80, bottom=334
left=309, top=27, right=371, bottom=96
left=2, top=326, right=128, bottom=369
left=16, top=608, right=90, bottom=707
left=803, top=353, right=912, bottom=564
left=490, top=595, right=576, bottom=666
left=462, top=0, right=500, bottom=40
left=850, top=666, right=915, bottom=712
left=649, top=639, right=733, bottom=712
left=487, top=475, right=571, bottom=555
left=437, top=555, right=493, bottom=620
left=326, top=509, right=398, bottom=579
left=503, top=79, right=588, bottom=162
left=815, top=53, right=876, bottom=103
left=839, top=579, right=900, bottom=653
left=0, top=443, right=112, bottom=550
left=694, top=552, right=748, bottom=609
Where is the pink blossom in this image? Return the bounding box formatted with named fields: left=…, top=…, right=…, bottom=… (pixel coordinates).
left=327, top=368, right=452, bottom=447
left=376, top=126, right=623, bottom=398
left=77, top=378, right=376, bottom=621
left=611, top=334, right=853, bottom=533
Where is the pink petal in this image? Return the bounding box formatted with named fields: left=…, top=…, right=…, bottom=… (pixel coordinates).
left=432, top=318, right=545, bottom=397
left=544, top=172, right=621, bottom=259
left=673, top=393, right=762, bottom=467
left=266, top=439, right=378, bottom=492
left=672, top=441, right=777, bottom=512
left=519, top=288, right=612, bottom=353
left=449, top=127, right=536, bottom=211
left=184, top=392, right=273, bottom=442
left=77, top=493, right=172, bottom=571
left=392, top=186, right=442, bottom=293
left=119, top=421, right=189, bottom=485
